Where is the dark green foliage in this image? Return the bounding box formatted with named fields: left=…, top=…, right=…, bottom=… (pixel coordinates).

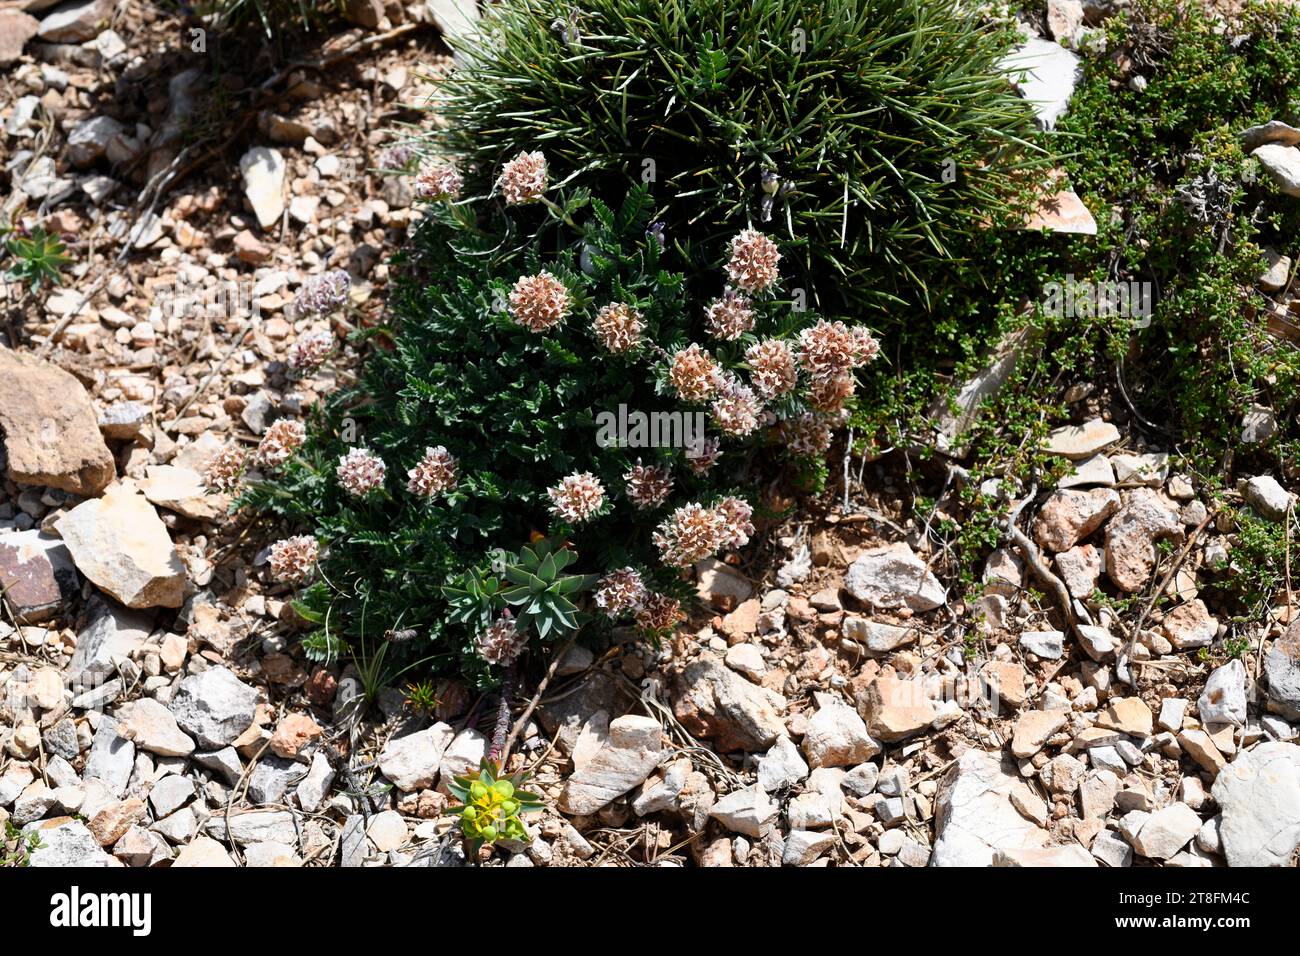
left=3, top=226, right=71, bottom=291
left=244, top=184, right=816, bottom=684
left=428, top=0, right=1045, bottom=319
left=194, top=0, right=345, bottom=39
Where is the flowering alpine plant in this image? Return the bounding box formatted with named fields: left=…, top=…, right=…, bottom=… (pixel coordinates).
left=243, top=158, right=879, bottom=689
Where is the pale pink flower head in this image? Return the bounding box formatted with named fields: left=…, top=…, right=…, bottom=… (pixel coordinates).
left=725, top=229, right=780, bottom=293
left=624, top=462, right=673, bottom=510
left=710, top=378, right=762, bottom=437
left=705, top=289, right=755, bottom=340
left=415, top=161, right=463, bottom=201
left=636, top=592, right=683, bottom=633
left=407, top=446, right=458, bottom=497
left=508, top=271, right=570, bottom=332
left=337, top=448, right=386, bottom=496
left=685, top=436, right=722, bottom=475
left=256, top=419, right=306, bottom=469
left=746, top=338, right=798, bottom=400
left=497, top=150, right=548, bottom=205
left=477, top=615, right=527, bottom=666
left=269, top=535, right=319, bottom=584
left=203, top=444, right=246, bottom=493
left=716, top=497, right=755, bottom=549
left=653, top=503, right=727, bottom=568
left=294, top=269, right=351, bottom=317
left=287, top=328, right=335, bottom=374
left=594, top=567, right=648, bottom=619
left=780, top=413, right=833, bottom=458
left=669, top=343, right=722, bottom=403
left=547, top=471, right=606, bottom=524
left=808, top=371, right=856, bottom=411
left=593, top=302, right=644, bottom=354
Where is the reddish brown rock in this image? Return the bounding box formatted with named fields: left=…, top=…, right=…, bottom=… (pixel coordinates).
left=269, top=713, right=323, bottom=759
left=0, top=530, right=77, bottom=623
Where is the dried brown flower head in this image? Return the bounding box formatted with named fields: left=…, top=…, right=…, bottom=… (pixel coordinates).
left=203, top=444, right=247, bottom=493
left=415, top=161, right=464, bottom=201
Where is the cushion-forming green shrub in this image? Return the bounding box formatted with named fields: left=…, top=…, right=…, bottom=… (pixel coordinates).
left=427, top=0, right=1045, bottom=320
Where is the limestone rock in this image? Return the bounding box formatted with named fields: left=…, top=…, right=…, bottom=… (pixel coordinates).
left=1198, top=658, right=1247, bottom=728
left=139, top=465, right=228, bottom=522
left=757, top=736, right=809, bottom=792
left=1043, top=418, right=1120, bottom=459
left=0, top=9, right=38, bottom=67
left=1130, top=803, right=1201, bottom=860
left=36, top=0, right=109, bottom=43
left=1033, top=488, right=1120, bottom=553
left=559, top=715, right=663, bottom=814
left=1104, top=488, right=1183, bottom=592
left=855, top=675, right=937, bottom=743
left=1211, top=742, right=1300, bottom=867
left=116, top=698, right=195, bottom=757
left=1265, top=624, right=1300, bottom=719
left=802, top=697, right=880, bottom=768
left=993, top=845, right=1097, bottom=866
left=1011, top=709, right=1069, bottom=758
left=378, top=723, right=455, bottom=792
left=672, top=652, right=787, bottom=752
left=1253, top=143, right=1300, bottom=197
left=1001, top=37, right=1081, bottom=130
left=57, top=485, right=186, bottom=608
left=1161, top=599, right=1217, bottom=650
left=843, top=542, right=946, bottom=612
left=169, top=665, right=259, bottom=749
left=709, top=786, right=778, bottom=838
left=26, top=818, right=118, bottom=867
left=0, top=348, right=114, bottom=495
left=239, top=146, right=287, bottom=229
left=931, top=750, right=1050, bottom=866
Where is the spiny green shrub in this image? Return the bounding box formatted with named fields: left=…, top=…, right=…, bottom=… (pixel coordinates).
left=241, top=170, right=878, bottom=686
left=426, top=0, right=1045, bottom=320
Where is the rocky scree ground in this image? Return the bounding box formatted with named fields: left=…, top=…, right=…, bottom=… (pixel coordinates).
left=1, top=0, right=1300, bottom=868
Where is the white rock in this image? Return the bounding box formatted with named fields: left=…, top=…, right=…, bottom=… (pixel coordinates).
left=558, top=715, right=663, bottom=815
left=1001, top=37, right=1081, bottom=130
left=841, top=617, right=918, bottom=655
left=82, top=719, right=135, bottom=798
left=239, top=146, right=287, bottom=229
left=378, top=723, right=455, bottom=792
left=1198, top=658, right=1247, bottom=728
left=757, top=736, right=809, bottom=793
left=367, top=810, right=408, bottom=852
left=436, top=728, right=488, bottom=793
left=709, top=786, right=778, bottom=838
left=802, top=697, right=880, bottom=769
left=296, top=752, right=336, bottom=813
left=992, top=845, right=1097, bottom=866
left=931, top=750, right=1049, bottom=866
left=1253, top=143, right=1300, bottom=197
left=168, top=666, right=259, bottom=749
left=1020, top=630, right=1065, bottom=659
left=1130, top=803, right=1201, bottom=860
left=1043, top=418, right=1121, bottom=459
left=26, top=819, right=118, bottom=867
left=116, top=698, right=195, bottom=757
left=844, top=542, right=946, bottom=612
left=57, top=485, right=186, bottom=609
left=1243, top=475, right=1291, bottom=521
left=782, top=829, right=837, bottom=866
left=1211, top=742, right=1300, bottom=866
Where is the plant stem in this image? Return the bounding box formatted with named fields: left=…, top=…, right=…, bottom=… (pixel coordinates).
left=488, top=661, right=518, bottom=768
